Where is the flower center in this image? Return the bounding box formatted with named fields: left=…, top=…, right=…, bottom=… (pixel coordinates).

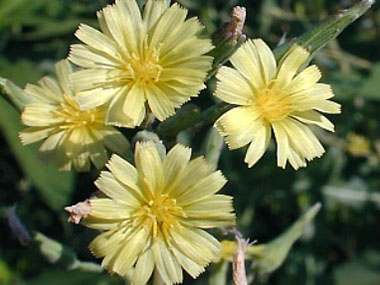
left=136, top=194, right=186, bottom=238
left=255, top=87, right=293, bottom=122
left=128, top=48, right=162, bottom=87
left=54, top=95, right=105, bottom=130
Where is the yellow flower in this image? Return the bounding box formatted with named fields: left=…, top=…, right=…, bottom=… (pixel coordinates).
left=82, top=142, right=235, bottom=284
left=19, top=60, right=128, bottom=172
left=69, top=0, right=213, bottom=128
left=346, top=132, right=371, bottom=157
left=214, top=39, right=341, bottom=170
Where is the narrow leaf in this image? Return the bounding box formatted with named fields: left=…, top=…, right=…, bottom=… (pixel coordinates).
left=274, top=0, right=374, bottom=59
left=0, top=96, right=75, bottom=210
left=246, top=203, right=322, bottom=277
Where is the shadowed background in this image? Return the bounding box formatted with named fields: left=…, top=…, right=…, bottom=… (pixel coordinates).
left=0, top=0, right=379, bottom=284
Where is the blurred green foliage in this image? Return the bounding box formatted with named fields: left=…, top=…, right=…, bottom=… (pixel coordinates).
left=0, top=0, right=379, bottom=284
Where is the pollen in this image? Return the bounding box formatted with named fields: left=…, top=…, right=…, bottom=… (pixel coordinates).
left=136, top=194, right=186, bottom=238
left=255, top=86, right=293, bottom=123
left=54, top=95, right=105, bottom=130
left=127, top=45, right=163, bottom=87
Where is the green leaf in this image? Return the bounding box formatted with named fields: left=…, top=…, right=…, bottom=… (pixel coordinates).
left=246, top=203, right=321, bottom=277
left=0, top=96, right=75, bottom=210
left=274, top=0, right=374, bottom=60
left=157, top=104, right=201, bottom=140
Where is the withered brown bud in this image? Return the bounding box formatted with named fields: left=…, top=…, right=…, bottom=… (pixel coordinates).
left=223, top=6, right=247, bottom=43
left=65, top=199, right=91, bottom=224
left=233, top=232, right=249, bottom=285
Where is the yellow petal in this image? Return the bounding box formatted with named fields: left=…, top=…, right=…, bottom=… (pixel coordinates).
left=253, top=39, right=277, bottom=84
left=82, top=216, right=121, bottom=230
left=95, top=170, right=141, bottom=206
left=70, top=69, right=125, bottom=92
left=176, top=170, right=227, bottom=206
left=291, top=110, right=335, bottom=132
left=75, top=87, right=119, bottom=111
left=163, top=144, right=191, bottom=194
left=244, top=123, right=271, bottom=168
left=111, top=228, right=149, bottom=276
left=143, top=0, right=169, bottom=33
left=171, top=246, right=205, bottom=279
left=21, top=103, right=62, bottom=127
left=215, top=66, right=254, bottom=105
left=123, top=84, right=146, bottom=123
left=75, top=24, right=120, bottom=59
left=273, top=118, right=325, bottom=170
left=55, top=60, right=73, bottom=96
left=215, top=106, right=260, bottom=149
left=89, top=229, right=124, bottom=258
left=39, top=76, right=62, bottom=97
left=284, top=65, right=321, bottom=95
left=170, top=227, right=220, bottom=265
left=101, top=3, right=139, bottom=52
left=230, top=39, right=276, bottom=89
left=183, top=195, right=235, bottom=228
left=117, top=0, right=143, bottom=47
left=106, top=89, right=144, bottom=128
left=313, top=100, right=341, bottom=114
left=171, top=157, right=213, bottom=198
left=276, top=45, right=309, bottom=87
left=135, top=141, right=164, bottom=195
left=24, top=83, right=61, bottom=104
left=132, top=248, right=155, bottom=285
left=19, top=126, right=55, bottom=145
left=69, top=44, right=119, bottom=69
left=272, top=121, right=289, bottom=169
left=39, top=131, right=66, bottom=153
left=288, top=148, right=307, bottom=170
left=149, top=4, right=187, bottom=49
left=282, top=118, right=325, bottom=160
left=159, top=20, right=212, bottom=62
left=90, top=198, right=133, bottom=220
left=146, top=84, right=175, bottom=121
left=152, top=239, right=183, bottom=285
left=106, top=154, right=139, bottom=190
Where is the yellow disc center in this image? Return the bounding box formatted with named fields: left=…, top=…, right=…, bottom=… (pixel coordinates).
left=54, top=95, right=105, bottom=130
left=137, top=194, right=186, bottom=238
left=129, top=48, right=162, bottom=87
left=255, top=88, right=293, bottom=122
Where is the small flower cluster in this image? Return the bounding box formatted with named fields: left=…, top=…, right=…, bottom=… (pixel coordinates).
left=17, top=0, right=341, bottom=284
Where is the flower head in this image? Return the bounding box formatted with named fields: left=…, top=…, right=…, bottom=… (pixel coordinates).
left=19, top=60, right=129, bottom=172
left=214, top=39, right=341, bottom=170
left=81, top=142, right=235, bottom=284
left=69, top=0, right=213, bottom=128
